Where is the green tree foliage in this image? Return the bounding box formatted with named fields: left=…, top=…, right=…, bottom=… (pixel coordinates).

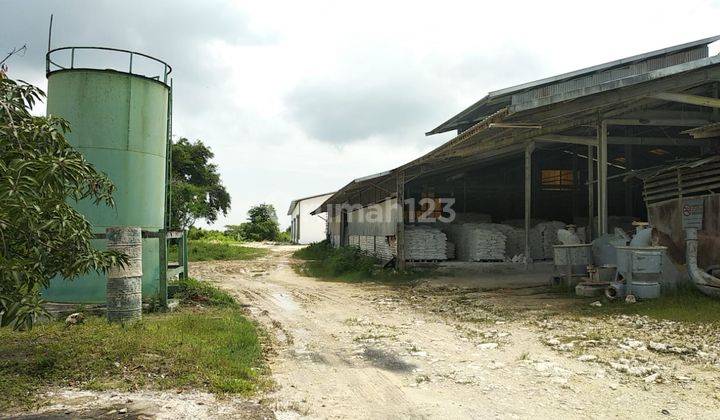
left=231, top=204, right=281, bottom=242
left=0, top=77, right=127, bottom=329
left=223, top=224, right=245, bottom=241
left=276, top=226, right=292, bottom=243
left=170, top=138, right=230, bottom=229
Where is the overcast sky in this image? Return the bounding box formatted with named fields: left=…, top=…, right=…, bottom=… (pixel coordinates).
left=3, top=0, right=720, bottom=229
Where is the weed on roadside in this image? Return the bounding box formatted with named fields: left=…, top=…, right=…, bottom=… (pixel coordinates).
left=293, top=240, right=432, bottom=284
left=0, top=280, right=267, bottom=412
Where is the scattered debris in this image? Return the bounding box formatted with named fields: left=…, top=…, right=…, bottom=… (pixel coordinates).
left=590, top=301, right=603, bottom=307
left=65, top=312, right=85, bottom=326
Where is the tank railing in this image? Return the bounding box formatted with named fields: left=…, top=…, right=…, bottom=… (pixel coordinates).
left=46, top=46, right=172, bottom=85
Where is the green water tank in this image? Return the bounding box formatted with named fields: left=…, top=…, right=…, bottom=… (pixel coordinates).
left=43, top=48, right=171, bottom=303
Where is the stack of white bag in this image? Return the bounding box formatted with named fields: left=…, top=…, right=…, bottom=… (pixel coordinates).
left=404, top=225, right=447, bottom=260
left=491, top=224, right=525, bottom=260
left=375, top=236, right=396, bottom=261
left=446, top=241, right=456, bottom=260
left=445, top=223, right=506, bottom=261
left=357, top=236, right=372, bottom=253
left=532, top=221, right=566, bottom=260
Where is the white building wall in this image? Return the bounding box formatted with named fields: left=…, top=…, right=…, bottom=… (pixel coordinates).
left=293, top=193, right=333, bottom=244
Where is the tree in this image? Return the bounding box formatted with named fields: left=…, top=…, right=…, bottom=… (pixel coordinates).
left=224, top=224, right=245, bottom=241
left=0, top=76, right=127, bottom=329
left=238, top=204, right=281, bottom=242
left=170, top=138, right=230, bottom=229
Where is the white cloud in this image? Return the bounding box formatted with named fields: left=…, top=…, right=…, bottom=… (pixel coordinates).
left=3, top=0, right=719, bottom=229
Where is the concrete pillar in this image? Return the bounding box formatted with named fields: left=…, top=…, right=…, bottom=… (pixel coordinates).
left=106, top=226, right=142, bottom=323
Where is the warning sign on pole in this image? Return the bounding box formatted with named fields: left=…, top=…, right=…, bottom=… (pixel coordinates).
left=682, top=198, right=704, bottom=229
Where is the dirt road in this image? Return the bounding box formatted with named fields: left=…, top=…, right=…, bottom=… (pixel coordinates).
left=192, top=245, right=720, bottom=419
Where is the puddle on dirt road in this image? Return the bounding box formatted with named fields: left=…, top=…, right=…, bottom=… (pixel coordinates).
left=272, top=292, right=299, bottom=312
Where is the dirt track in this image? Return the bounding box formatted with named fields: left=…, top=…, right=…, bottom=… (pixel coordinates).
left=193, top=245, right=720, bottom=419
left=20, top=244, right=720, bottom=419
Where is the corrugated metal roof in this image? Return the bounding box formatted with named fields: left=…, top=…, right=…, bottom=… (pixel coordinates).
left=317, top=38, right=720, bottom=215
left=427, top=35, right=720, bottom=135
left=287, top=192, right=335, bottom=215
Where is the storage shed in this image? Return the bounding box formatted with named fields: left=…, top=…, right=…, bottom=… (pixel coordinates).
left=313, top=35, right=720, bottom=268
left=288, top=192, right=335, bottom=244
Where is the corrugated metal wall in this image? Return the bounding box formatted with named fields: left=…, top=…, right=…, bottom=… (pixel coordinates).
left=347, top=198, right=398, bottom=236
left=328, top=212, right=342, bottom=247
left=648, top=194, right=720, bottom=268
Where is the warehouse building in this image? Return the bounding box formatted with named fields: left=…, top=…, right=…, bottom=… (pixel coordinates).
left=288, top=192, right=335, bottom=244
left=313, top=36, right=720, bottom=268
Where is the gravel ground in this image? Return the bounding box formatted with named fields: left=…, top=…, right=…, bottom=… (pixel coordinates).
left=16, top=244, right=720, bottom=419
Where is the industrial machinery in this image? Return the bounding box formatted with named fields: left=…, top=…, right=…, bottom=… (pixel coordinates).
left=42, top=45, right=186, bottom=305
left=609, top=245, right=666, bottom=300
left=553, top=243, right=592, bottom=289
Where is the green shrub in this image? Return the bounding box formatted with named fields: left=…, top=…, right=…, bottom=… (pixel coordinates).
left=170, top=241, right=267, bottom=262
left=293, top=240, right=334, bottom=260
left=293, top=240, right=423, bottom=283
left=187, top=227, right=235, bottom=243
left=171, top=277, right=237, bottom=307
left=325, top=246, right=377, bottom=277
left=275, top=230, right=292, bottom=243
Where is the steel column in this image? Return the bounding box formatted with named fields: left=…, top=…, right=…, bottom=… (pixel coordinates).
left=158, top=229, right=168, bottom=307
left=624, top=145, right=633, bottom=216
left=587, top=145, right=595, bottom=240
left=182, top=231, right=189, bottom=280
left=396, top=171, right=406, bottom=270
left=597, top=121, right=609, bottom=235
left=524, top=141, right=534, bottom=268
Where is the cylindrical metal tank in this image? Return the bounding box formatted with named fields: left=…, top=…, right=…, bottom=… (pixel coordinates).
left=42, top=47, right=171, bottom=303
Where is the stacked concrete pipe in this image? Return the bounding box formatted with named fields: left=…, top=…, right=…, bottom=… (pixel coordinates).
left=106, top=226, right=143, bottom=322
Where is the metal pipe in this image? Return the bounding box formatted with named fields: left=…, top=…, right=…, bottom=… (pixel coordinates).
left=685, top=228, right=720, bottom=297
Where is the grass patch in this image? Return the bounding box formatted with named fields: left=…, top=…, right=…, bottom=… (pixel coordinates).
left=293, top=240, right=430, bottom=283
left=0, top=281, right=266, bottom=412
left=171, top=277, right=238, bottom=307
left=573, top=286, right=720, bottom=323
left=172, top=240, right=268, bottom=262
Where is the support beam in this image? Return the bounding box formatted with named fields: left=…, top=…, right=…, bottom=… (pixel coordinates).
left=524, top=141, right=535, bottom=269
left=598, top=121, right=609, bottom=235
left=396, top=171, right=406, bottom=270
left=648, top=92, right=720, bottom=109
left=587, top=145, right=595, bottom=241
left=488, top=123, right=543, bottom=129
left=604, top=118, right=710, bottom=127
left=536, top=134, right=707, bottom=146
